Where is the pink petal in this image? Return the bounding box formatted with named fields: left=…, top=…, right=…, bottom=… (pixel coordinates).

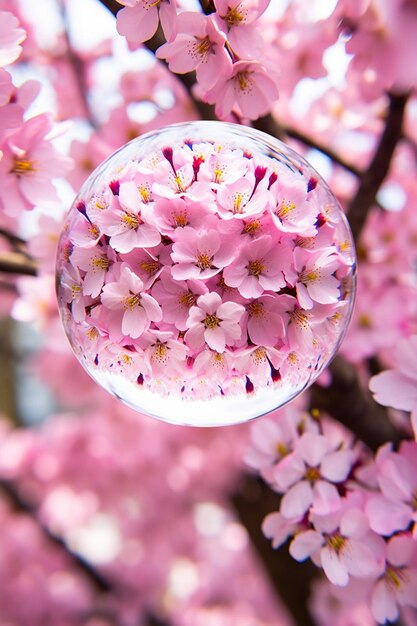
left=290, top=530, right=324, bottom=561
left=321, top=546, right=348, bottom=586
left=311, top=481, right=341, bottom=516
left=320, top=449, right=353, bottom=482
left=280, top=481, right=313, bottom=519
left=366, top=496, right=411, bottom=536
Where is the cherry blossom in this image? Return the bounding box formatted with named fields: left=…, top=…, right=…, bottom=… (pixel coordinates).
left=222, top=235, right=293, bottom=298
left=100, top=264, right=162, bottom=338
left=184, top=291, right=244, bottom=352
left=369, top=335, right=417, bottom=438
left=116, top=0, right=177, bottom=47
left=156, top=12, right=230, bottom=90
left=204, top=60, right=279, bottom=120
left=0, top=11, right=26, bottom=67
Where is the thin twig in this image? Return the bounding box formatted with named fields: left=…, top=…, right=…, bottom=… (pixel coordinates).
left=347, top=92, right=409, bottom=244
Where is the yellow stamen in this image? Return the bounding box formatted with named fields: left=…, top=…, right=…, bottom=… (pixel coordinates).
left=327, top=533, right=346, bottom=554
left=204, top=313, right=220, bottom=329
left=195, top=36, right=211, bottom=57
left=247, top=259, right=265, bottom=276
left=248, top=301, right=264, bottom=317
left=243, top=220, right=261, bottom=235
left=197, top=252, right=212, bottom=270
left=152, top=343, right=168, bottom=363
left=138, top=184, right=151, bottom=203
left=139, top=260, right=159, bottom=275
left=12, top=157, right=35, bottom=176
left=121, top=212, right=141, bottom=229
left=173, top=211, right=189, bottom=227
left=92, top=256, right=109, bottom=270
left=123, top=294, right=140, bottom=310
left=305, top=466, right=321, bottom=483
left=253, top=347, right=267, bottom=364
left=179, top=291, right=197, bottom=308
left=291, top=309, right=309, bottom=329
left=276, top=200, right=296, bottom=218
left=224, top=5, right=246, bottom=26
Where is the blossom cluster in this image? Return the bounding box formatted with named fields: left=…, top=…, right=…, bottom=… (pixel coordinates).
left=56, top=127, right=355, bottom=412
left=116, top=0, right=279, bottom=120
left=246, top=407, right=417, bottom=625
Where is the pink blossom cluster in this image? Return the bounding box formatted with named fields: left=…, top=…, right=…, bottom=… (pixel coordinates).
left=56, top=128, right=355, bottom=411
left=247, top=407, right=417, bottom=624
left=116, top=0, right=279, bottom=120
left=0, top=11, right=71, bottom=218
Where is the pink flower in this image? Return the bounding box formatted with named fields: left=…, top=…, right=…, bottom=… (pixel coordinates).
left=223, top=235, right=293, bottom=298
left=0, top=114, right=72, bottom=216
left=136, top=329, right=188, bottom=377
left=156, top=12, right=229, bottom=90
left=213, top=0, right=271, bottom=58
left=152, top=195, right=216, bottom=236
left=184, top=291, right=244, bottom=353
left=241, top=293, right=288, bottom=347
left=290, top=505, right=386, bottom=587
left=100, top=265, right=162, bottom=338
left=371, top=534, right=417, bottom=624
left=294, top=247, right=342, bottom=310
left=171, top=227, right=235, bottom=280
left=216, top=172, right=271, bottom=220
left=95, top=181, right=161, bottom=253
left=70, top=245, right=115, bottom=298
left=0, top=11, right=26, bottom=66
left=365, top=442, right=417, bottom=537
left=369, top=335, right=417, bottom=438
left=272, top=431, right=354, bottom=519
left=268, top=171, right=318, bottom=236
left=151, top=268, right=207, bottom=331
left=204, top=60, right=279, bottom=120
left=116, top=0, right=177, bottom=47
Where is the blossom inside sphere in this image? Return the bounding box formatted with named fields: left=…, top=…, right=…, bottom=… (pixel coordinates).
left=56, top=121, right=356, bottom=426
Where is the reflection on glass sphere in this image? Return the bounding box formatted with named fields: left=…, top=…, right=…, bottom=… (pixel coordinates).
left=56, top=121, right=356, bottom=426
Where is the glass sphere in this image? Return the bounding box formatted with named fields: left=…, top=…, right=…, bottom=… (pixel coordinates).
left=56, top=121, right=356, bottom=426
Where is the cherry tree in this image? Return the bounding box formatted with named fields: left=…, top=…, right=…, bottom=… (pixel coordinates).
left=0, top=1, right=417, bottom=626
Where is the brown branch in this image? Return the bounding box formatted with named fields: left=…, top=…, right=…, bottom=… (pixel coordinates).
left=310, top=356, right=403, bottom=451
left=232, top=474, right=318, bottom=626
left=0, top=251, right=38, bottom=276
left=0, top=477, right=113, bottom=593
left=347, top=92, right=409, bottom=244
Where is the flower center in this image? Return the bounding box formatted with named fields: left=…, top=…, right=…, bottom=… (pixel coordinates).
left=291, top=309, right=309, bottom=329
left=224, top=5, right=246, bottom=27
left=12, top=157, right=35, bottom=176
left=197, top=252, right=213, bottom=270
left=233, top=192, right=248, bottom=213
left=248, top=301, right=264, bottom=317
left=88, top=224, right=100, bottom=239
left=121, top=212, right=141, bottom=230
left=138, top=184, right=151, bottom=203
left=195, top=36, right=212, bottom=58
left=247, top=259, right=265, bottom=276
left=236, top=71, right=252, bottom=93
left=139, top=260, right=160, bottom=275
left=277, top=200, right=296, bottom=219
left=327, top=533, right=346, bottom=554
left=385, top=566, right=408, bottom=590
left=173, top=211, right=189, bottom=227
left=204, top=313, right=220, bottom=329
left=92, top=256, right=110, bottom=270
left=305, top=466, right=320, bottom=483
left=152, top=342, right=168, bottom=362
left=253, top=347, right=267, bottom=363
left=179, top=291, right=197, bottom=308
left=301, top=269, right=320, bottom=283
left=243, top=219, right=261, bottom=235
left=123, top=294, right=140, bottom=310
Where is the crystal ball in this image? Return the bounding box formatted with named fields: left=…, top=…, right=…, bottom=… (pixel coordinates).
left=56, top=121, right=356, bottom=426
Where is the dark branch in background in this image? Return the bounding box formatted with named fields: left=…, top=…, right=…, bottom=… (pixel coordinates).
left=0, top=252, right=37, bottom=276
left=232, top=475, right=318, bottom=626
left=310, top=356, right=403, bottom=452
left=0, top=477, right=113, bottom=592
left=347, top=92, right=409, bottom=244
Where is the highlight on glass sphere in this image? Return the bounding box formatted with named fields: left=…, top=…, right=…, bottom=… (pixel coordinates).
left=56, top=121, right=356, bottom=426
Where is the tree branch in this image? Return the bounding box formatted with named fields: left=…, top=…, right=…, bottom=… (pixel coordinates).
left=310, top=356, right=403, bottom=451
left=0, top=252, right=38, bottom=276
left=232, top=474, right=318, bottom=626
left=347, top=92, right=409, bottom=244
